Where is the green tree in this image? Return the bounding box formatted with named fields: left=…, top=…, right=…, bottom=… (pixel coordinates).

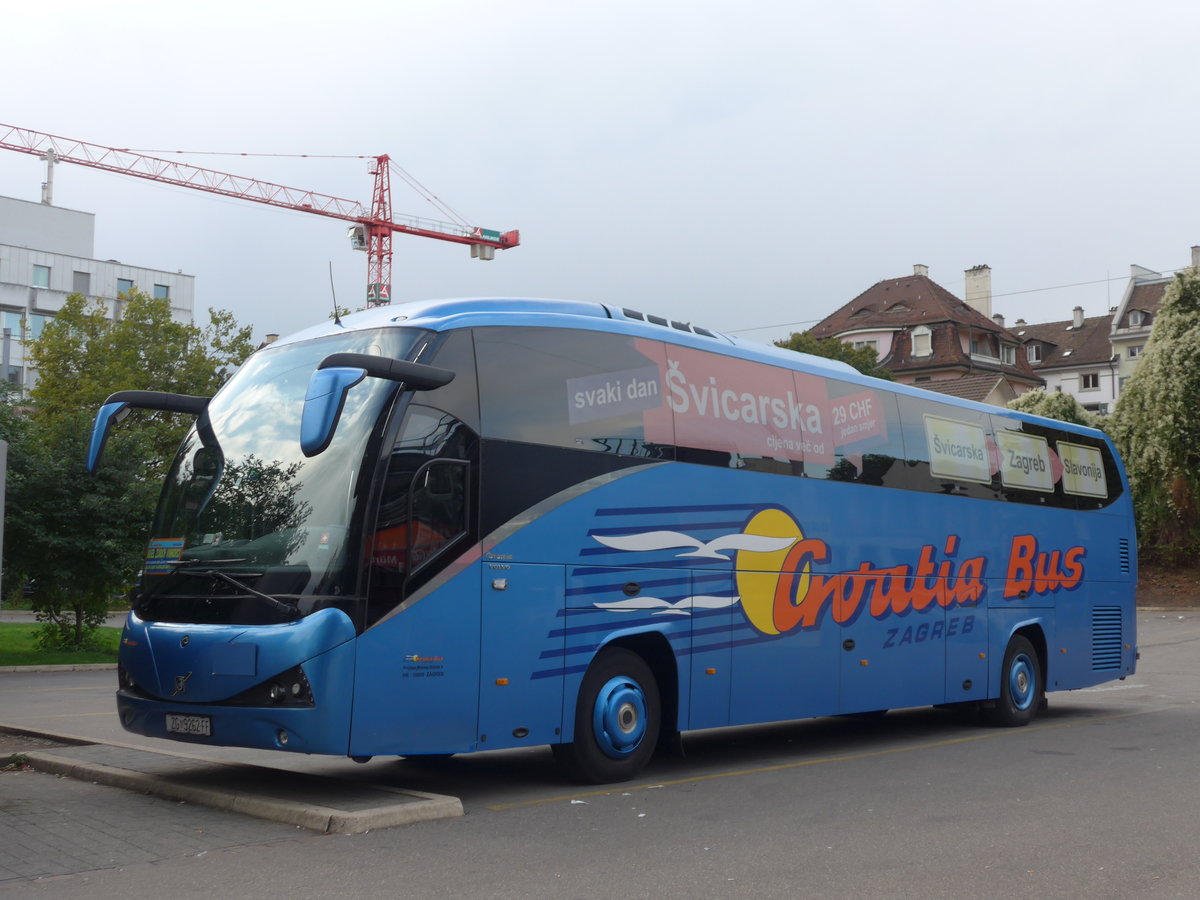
left=1109, top=270, right=1200, bottom=563
left=1007, top=389, right=1102, bottom=429
left=3, top=290, right=254, bottom=648
left=774, top=332, right=894, bottom=380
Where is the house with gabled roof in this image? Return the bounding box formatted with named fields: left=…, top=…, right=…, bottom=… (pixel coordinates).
left=1011, top=308, right=1118, bottom=414
left=808, top=263, right=1043, bottom=404
left=1107, top=246, right=1198, bottom=393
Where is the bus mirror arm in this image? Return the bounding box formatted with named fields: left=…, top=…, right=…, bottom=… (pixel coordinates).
left=87, top=390, right=211, bottom=473
left=299, top=354, right=456, bottom=458
left=316, top=353, right=455, bottom=391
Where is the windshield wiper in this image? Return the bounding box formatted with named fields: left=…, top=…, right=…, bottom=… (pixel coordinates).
left=180, top=568, right=300, bottom=619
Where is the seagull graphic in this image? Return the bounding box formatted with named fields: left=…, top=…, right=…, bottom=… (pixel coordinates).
left=593, top=595, right=742, bottom=616
left=593, top=530, right=797, bottom=559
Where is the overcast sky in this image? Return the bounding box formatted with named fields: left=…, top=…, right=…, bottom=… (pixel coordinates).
left=2, top=0, right=1198, bottom=345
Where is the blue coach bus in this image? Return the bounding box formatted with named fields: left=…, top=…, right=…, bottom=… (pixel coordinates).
left=89, top=298, right=1137, bottom=783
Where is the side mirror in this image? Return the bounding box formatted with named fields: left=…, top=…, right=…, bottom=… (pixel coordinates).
left=299, top=353, right=455, bottom=458
left=87, top=401, right=132, bottom=473
left=299, top=367, right=367, bottom=458
left=87, top=391, right=210, bottom=473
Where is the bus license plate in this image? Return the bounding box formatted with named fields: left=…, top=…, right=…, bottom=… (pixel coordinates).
left=166, top=713, right=212, bottom=737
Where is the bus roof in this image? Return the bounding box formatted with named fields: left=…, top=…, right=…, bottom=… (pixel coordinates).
left=278, top=295, right=860, bottom=376
left=273, top=296, right=1109, bottom=442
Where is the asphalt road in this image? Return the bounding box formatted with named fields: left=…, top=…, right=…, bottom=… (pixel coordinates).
left=3, top=609, right=1199, bottom=898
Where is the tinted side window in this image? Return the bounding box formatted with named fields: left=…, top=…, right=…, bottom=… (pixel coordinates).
left=990, top=414, right=1122, bottom=509
left=475, top=326, right=671, bottom=459
left=894, top=395, right=999, bottom=500
left=817, top=379, right=907, bottom=486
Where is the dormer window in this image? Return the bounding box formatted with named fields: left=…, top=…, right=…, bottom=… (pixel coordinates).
left=1000, top=343, right=1016, bottom=365
left=1027, top=343, right=1042, bottom=363
left=1129, top=309, right=1145, bottom=327
left=911, top=326, right=932, bottom=357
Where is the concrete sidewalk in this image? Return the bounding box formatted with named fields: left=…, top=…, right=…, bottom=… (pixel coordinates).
left=0, top=724, right=461, bottom=836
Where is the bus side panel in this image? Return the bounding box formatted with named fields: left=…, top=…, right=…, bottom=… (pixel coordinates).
left=728, top=612, right=842, bottom=726
left=839, top=575, right=948, bottom=712
left=477, top=562, right=565, bottom=751
left=945, top=603, right=990, bottom=703
left=348, top=567, right=482, bottom=757
left=1043, top=580, right=1137, bottom=691
left=688, top=571, right=734, bottom=731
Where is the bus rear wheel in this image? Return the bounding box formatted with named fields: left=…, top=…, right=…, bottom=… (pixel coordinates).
left=556, top=647, right=660, bottom=784
left=986, top=634, right=1043, bottom=727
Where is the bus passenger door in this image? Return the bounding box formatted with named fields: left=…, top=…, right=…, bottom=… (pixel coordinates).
left=478, top=563, right=565, bottom=750
left=839, top=580, right=947, bottom=713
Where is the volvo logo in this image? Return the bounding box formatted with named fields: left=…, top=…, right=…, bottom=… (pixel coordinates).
left=172, top=672, right=193, bottom=696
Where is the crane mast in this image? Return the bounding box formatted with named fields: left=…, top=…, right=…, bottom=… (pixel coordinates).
left=0, top=124, right=519, bottom=308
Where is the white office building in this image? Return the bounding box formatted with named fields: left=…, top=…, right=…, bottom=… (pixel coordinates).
left=0, top=194, right=194, bottom=391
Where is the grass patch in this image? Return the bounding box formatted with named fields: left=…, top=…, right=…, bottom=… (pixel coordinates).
left=0, top=624, right=121, bottom=666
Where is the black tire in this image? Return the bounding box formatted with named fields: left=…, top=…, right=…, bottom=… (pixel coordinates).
left=985, top=634, right=1043, bottom=727
left=555, top=647, right=661, bottom=784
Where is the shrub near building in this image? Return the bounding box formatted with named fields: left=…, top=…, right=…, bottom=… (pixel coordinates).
left=1109, top=270, right=1200, bottom=564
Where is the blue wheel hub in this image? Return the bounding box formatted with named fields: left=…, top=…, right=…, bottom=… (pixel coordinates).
left=592, top=675, right=648, bottom=759
left=1008, top=652, right=1036, bottom=711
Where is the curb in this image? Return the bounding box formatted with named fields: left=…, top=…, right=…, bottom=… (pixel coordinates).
left=0, top=723, right=463, bottom=834
left=24, top=749, right=463, bottom=833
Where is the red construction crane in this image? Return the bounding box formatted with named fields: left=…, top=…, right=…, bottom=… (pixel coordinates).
left=0, top=123, right=519, bottom=307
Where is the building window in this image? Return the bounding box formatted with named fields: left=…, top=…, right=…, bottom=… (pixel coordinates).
left=1026, top=343, right=1042, bottom=363
left=1118, top=376, right=1130, bottom=394
left=117, top=278, right=135, bottom=295
left=914, top=375, right=931, bottom=383
left=1081, top=373, right=1100, bottom=391
left=1128, top=344, right=1143, bottom=359
left=2, top=311, right=23, bottom=338
left=32, top=265, right=50, bottom=288
left=72, top=271, right=91, bottom=294
left=853, top=339, right=877, bottom=351
left=1128, top=309, right=1145, bottom=327
left=911, top=326, right=932, bottom=357
left=5, top=365, right=22, bottom=385
left=153, top=284, right=170, bottom=300
left=28, top=314, right=51, bottom=340
left=1000, top=343, right=1016, bottom=365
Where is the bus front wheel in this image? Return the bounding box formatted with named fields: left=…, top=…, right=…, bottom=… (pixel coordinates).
left=556, top=647, right=661, bottom=784
left=986, top=634, right=1043, bottom=727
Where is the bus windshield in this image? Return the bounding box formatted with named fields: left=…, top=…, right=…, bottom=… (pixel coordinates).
left=136, top=327, right=424, bottom=626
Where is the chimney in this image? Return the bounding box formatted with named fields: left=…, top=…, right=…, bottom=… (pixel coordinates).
left=1192, top=245, right=1200, bottom=270
left=1015, top=318, right=1026, bottom=326
left=964, top=264, right=992, bottom=319
left=1072, top=306, right=1084, bottom=329
left=913, top=264, right=929, bottom=277
left=265, top=333, right=280, bottom=345
left=992, top=313, right=1005, bottom=328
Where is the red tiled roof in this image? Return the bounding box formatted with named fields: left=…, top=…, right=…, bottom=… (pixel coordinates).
left=810, top=273, right=1016, bottom=339
left=808, top=272, right=1040, bottom=386
left=918, top=374, right=1013, bottom=403
left=1015, top=314, right=1114, bottom=369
